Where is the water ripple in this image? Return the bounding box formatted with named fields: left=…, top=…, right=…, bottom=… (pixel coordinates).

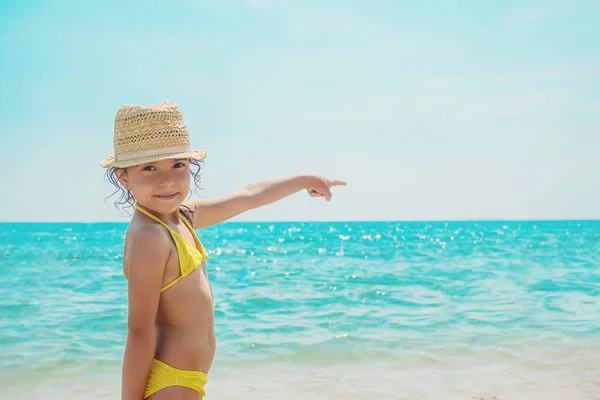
left=1, top=220, right=599, bottom=370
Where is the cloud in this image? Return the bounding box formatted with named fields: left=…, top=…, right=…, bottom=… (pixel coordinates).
left=415, top=76, right=466, bottom=93
left=505, top=3, right=553, bottom=26
left=408, top=61, right=600, bottom=123
left=247, top=0, right=265, bottom=9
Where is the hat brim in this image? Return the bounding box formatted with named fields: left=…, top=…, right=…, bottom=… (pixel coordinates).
left=100, top=150, right=208, bottom=169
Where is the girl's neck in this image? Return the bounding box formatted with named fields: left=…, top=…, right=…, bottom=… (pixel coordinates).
left=136, top=202, right=183, bottom=225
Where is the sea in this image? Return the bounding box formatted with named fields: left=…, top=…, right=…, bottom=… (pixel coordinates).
left=1, top=220, right=599, bottom=399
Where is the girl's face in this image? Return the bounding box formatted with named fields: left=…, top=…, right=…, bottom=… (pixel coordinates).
left=118, top=158, right=191, bottom=214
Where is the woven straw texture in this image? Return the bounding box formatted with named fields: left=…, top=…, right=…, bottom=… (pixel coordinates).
left=100, top=100, right=207, bottom=168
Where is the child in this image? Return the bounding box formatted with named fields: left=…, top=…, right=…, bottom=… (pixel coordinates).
left=101, top=100, right=346, bottom=400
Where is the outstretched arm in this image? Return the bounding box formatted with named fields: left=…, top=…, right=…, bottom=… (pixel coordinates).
left=183, top=174, right=346, bottom=229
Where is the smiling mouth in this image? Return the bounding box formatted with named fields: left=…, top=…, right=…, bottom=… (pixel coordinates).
left=156, top=193, right=178, bottom=199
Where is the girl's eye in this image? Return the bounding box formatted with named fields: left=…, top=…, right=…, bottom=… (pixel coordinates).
left=142, top=165, right=155, bottom=171
left=174, top=162, right=186, bottom=168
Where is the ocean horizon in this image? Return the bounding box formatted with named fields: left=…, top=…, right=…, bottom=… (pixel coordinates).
left=3, top=218, right=600, bottom=223
left=1, top=219, right=599, bottom=399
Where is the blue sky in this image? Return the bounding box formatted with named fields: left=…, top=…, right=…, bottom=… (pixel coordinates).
left=1, top=0, right=599, bottom=222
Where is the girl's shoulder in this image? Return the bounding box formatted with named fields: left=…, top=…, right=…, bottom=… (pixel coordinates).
left=125, top=215, right=171, bottom=244
left=123, top=217, right=173, bottom=280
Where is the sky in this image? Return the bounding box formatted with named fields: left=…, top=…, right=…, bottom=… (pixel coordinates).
left=1, top=0, right=599, bottom=222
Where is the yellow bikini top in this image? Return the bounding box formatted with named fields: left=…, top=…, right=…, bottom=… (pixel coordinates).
left=135, top=204, right=209, bottom=292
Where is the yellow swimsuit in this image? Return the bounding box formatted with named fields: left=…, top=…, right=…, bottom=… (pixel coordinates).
left=135, top=204, right=210, bottom=399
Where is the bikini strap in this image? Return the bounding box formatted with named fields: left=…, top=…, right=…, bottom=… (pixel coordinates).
left=135, top=204, right=171, bottom=231
left=135, top=203, right=208, bottom=262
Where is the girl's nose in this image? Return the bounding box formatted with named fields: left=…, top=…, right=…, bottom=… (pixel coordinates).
left=158, top=171, right=175, bottom=187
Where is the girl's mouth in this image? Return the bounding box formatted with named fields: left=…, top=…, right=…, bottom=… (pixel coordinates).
left=156, top=193, right=178, bottom=200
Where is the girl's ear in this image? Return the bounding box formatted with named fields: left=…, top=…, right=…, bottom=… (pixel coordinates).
left=115, top=168, right=130, bottom=190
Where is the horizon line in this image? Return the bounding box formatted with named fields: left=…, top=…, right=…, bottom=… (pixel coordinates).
left=1, top=218, right=599, bottom=224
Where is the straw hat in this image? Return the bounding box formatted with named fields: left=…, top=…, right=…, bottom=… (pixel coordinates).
left=100, top=100, right=207, bottom=168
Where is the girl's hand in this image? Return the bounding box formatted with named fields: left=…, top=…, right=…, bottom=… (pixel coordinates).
left=305, top=175, right=347, bottom=201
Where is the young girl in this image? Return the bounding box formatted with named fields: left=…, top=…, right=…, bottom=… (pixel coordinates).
left=101, top=100, right=346, bottom=400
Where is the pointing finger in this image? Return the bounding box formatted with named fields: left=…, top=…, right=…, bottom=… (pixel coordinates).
left=329, top=180, right=347, bottom=187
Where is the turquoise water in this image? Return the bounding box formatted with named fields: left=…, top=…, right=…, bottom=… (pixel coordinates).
left=1, top=220, right=600, bottom=399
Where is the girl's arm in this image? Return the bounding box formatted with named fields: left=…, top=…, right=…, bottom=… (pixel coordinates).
left=184, top=174, right=346, bottom=229
left=121, top=227, right=169, bottom=400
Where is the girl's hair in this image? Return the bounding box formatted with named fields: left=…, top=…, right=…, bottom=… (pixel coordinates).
left=104, top=159, right=204, bottom=224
